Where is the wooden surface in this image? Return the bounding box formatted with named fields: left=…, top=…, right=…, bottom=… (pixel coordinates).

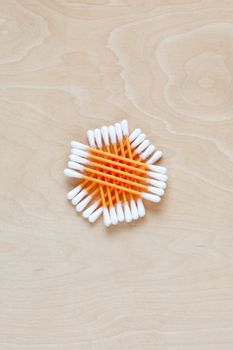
left=1, top=1, right=233, bottom=349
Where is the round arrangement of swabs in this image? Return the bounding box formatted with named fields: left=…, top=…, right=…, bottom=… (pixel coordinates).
left=64, top=120, right=168, bottom=226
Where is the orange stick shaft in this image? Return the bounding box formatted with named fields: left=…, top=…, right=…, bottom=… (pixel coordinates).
left=122, top=142, right=148, bottom=171
left=123, top=136, right=137, bottom=200
left=87, top=152, right=148, bottom=175
left=82, top=165, right=148, bottom=191
left=80, top=173, right=141, bottom=196
left=99, top=146, right=114, bottom=207
left=113, top=143, right=127, bottom=203
left=95, top=188, right=122, bottom=208
left=105, top=144, right=120, bottom=204
left=118, top=138, right=134, bottom=201
left=88, top=146, right=146, bottom=168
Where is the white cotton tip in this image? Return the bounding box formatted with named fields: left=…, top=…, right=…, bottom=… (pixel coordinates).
left=67, top=185, right=83, bottom=200
left=101, top=126, right=110, bottom=146
left=71, top=141, right=88, bottom=150
left=136, top=198, right=145, bottom=217
left=72, top=189, right=87, bottom=205
left=109, top=206, right=118, bottom=225
left=131, top=133, right=146, bottom=149
left=148, top=186, right=164, bottom=197
left=88, top=207, right=103, bottom=223
left=147, top=150, right=163, bottom=164
left=134, top=139, right=150, bottom=154
left=103, top=207, right=111, bottom=227
left=140, top=145, right=156, bottom=160
left=148, top=164, right=167, bottom=174
left=123, top=202, right=132, bottom=223
left=116, top=202, right=124, bottom=222
left=94, top=128, right=102, bottom=149
left=86, top=130, right=96, bottom=148
left=129, top=128, right=141, bottom=143
left=141, top=192, right=161, bottom=203
left=67, top=161, right=84, bottom=172
left=76, top=195, right=92, bottom=212
left=82, top=201, right=99, bottom=218
left=71, top=148, right=89, bottom=158
left=108, top=125, right=116, bottom=145
left=121, top=120, right=129, bottom=136
left=130, top=200, right=139, bottom=220
left=114, top=123, right=123, bottom=141
left=148, top=172, right=167, bottom=182
left=146, top=178, right=167, bottom=189
left=69, top=154, right=88, bottom=165
left=64, top=169, right=83, bottom=179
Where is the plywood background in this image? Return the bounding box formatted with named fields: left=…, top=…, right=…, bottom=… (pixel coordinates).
left=0, top=1, right=233, bottom=349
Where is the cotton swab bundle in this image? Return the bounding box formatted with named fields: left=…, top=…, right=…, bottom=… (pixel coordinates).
left=64, top=120, right=168, bottom=226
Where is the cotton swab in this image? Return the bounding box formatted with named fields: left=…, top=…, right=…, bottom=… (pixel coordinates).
left=99, top=126, right=123, bottom=224
left=80, top=128, right=118, bottom=226
left=65, top=120, right=167, bottom=226
left=101, top=126, right=125, bottom=223
left=83, top=186, right=125, bottom=222
left=68, top=126, right=167, bottom=220
left=68, top=161, right=165, bottom=195
left=68, top=140, right=165, bottom=210
left=64, top=169, right=161, bottom=203
left=71, top=141, right=160, bottom=170
left=136, top=198, right=146, bottom=217
left=121, top=121, right=146, bottom=218
left=70, top=148, right=167, bottom=178
left=69, top=154, right=166, bottom=189
left=128, top=128, right=163, bottom=164
left=94, top=128, right=118, bottom=226
left=88, top=207, right=103, bottom=223
left=82, top=201, right=99, bottom=218
left=108, top=125, right=133, bottom=223
left=115, top=122, right=139, bottom=221
left=116, top=121, right=139, bottom=220
left=86, top=129, right=110, bottom=226
left=67, top=184, right=83, bottom=200
left=87, top=129, right=112, bottom=227
left=90, top=128, right=121, bottom=226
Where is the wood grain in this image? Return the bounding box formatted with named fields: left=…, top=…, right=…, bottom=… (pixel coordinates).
left=0, top=1, right=233, bottom=349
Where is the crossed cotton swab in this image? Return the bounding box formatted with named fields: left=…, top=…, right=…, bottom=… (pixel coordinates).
left=71, top=141, right=165, bottom=172
left=73, top=125, right=161, bottom=224
left=90, top=123, right=143, bottom=224
left=67, top=126, right=166, bottom=224
left=86, top=124, right=134, bottom=224
left=68, top=159, right=166, bottom=195
left=64, top=120, right=168, bottom=226
left=93, top=123, right=144, bottom=223
left=87, top=128, right=116, bottom=226
left=99, top=125, right=127, bottom=223
left=129, top=128, right=163, bottom=164
left=64, top=168, right=162, bottom=199
left=107, top=125, right=133, bottom=223
left=66, top=148, right=164, bottom=221
left=82, top=122, right=165, bottom=224
left=101, top=125, right=125, bottom=222
left=70, top=148, right=167, bottom=180
left=94, top=127, right=119, bottom=226
left=115, top=122, right=138, bottom=220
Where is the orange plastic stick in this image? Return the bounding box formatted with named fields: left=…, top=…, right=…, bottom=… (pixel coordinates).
left=112, top=143, right=128, bottom=204
left=105, top=144, right=120, bottom=204
left=86, top=152, right=148, bottom=176
left=123, top=135, right=138, bottom=200
left=118, top=137, right=134, bottom=202
left=88, top=146, right=146, bottom=168
left=81, top=165, right=148, bottom=191
left=79, top=173, right=142, bottom=196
